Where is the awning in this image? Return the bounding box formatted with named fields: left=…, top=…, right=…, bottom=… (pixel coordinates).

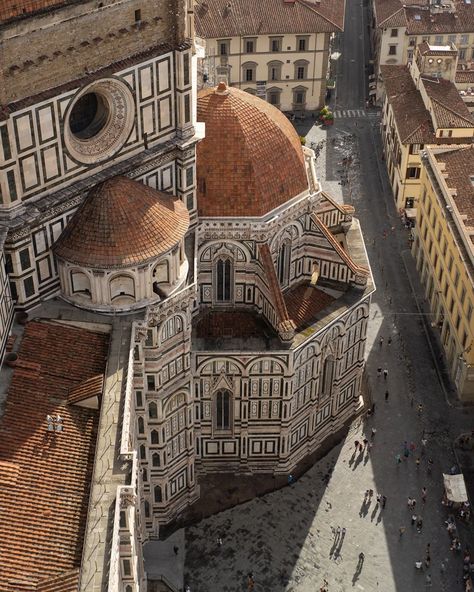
left=405, top=208, right=417, bottom=219
left=443, top=473, right=468, bottom=503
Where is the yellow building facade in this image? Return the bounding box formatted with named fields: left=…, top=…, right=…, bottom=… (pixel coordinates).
left=381, top=43, right=474, bottom=214
left=412, top=145, right=474, bottom=401
left=194, top=0, right=345, bottom=112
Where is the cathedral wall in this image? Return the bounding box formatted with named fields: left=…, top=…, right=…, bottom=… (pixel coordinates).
left=133, top=290, right=199, bottom=535
left=0, top=0, right=189, bottom=105
left=5, top=151, right=190, bottom=309
left=0, top=48, right=186, bottom=206
left=190, top=297, right=370, bottom=476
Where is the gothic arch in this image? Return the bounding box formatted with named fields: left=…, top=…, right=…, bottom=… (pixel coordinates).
left=199, top=240, right=251, bottom=264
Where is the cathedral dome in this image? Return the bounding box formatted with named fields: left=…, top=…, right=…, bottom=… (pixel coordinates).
left=54, top=176, right=189, bottom=268
left=197, top=83, right=309, bottom=218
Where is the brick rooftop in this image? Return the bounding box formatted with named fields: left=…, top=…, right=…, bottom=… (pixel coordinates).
left=0, top=320, right=109, bottom=591
left=197, top=84, right=309, bottom=218
left=54, top=176, right=189, bottom=268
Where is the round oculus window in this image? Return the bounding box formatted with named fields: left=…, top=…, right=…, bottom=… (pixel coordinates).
left=64, top=79, right=134, bottom=165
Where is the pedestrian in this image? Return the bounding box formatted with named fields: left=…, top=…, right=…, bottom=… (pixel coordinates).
left=415, top=560, right=423, bottom=569
left=385, top=390, right=389, bottom=401
left=371, top=402, right=375, bottom=415
left=425, top=555, right=431, bottom=568
left=411, top=513, right=417, bottom=526
left=376, top=493, right=381, bottom=505
left=369, top=489, right=374, bottom=498
left=217, top=536, right=223, bottom=546
left=407, top=496, right=413, bottom=508
left=415, top=458, right=421, bottom=469
left=399, top=526, right=406, bottom=537
left=395, top=453, right=401, bottom=464
left=335, top=526, right=341, bottom=538
left=425, top=574, right=432, bottom=586
left=379, top=337, right=384, bottom=348
left=416, top=516, right=423, bottom=533
left=404, top=448, right=410, bottom=459
left=388, top=336, right=392, bottom=346
left=359, top=442, right=363, bottom=452
left=418, top=403, right=423, bottom=416
left=383, top=368, right=388, bottom=380
left=173, top=545, right=179, bottom=555
left=341, top=527, right=346, bottom=536
left=371, top=427, right=377, bottom=440
left=247, top=573, right=255, bottom=591
left=412, top=498, right=417, bottom=509
left=363, top=438, right=368, bottom=448
left=382, top=495, right=387, bottom=509
left=377, top=367, right=382, bottom=378
left=421, top=487, right=427, bottom=503
left=409, top=442, right=416, bottom=454
left=427, top=458, right=433, bottom=474
left=354, top=440, right=360, bottom=449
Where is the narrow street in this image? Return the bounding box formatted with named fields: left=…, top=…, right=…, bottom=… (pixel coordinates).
left=179, top=2, right=474, bottom=590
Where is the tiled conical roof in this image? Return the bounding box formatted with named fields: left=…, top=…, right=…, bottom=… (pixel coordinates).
left=197, top=83, right=309, bottom=217
left=54, top=176, right=189, bottom=268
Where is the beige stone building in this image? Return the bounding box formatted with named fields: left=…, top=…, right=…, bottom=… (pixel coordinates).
left=380, top=43, right=474, bottom=214
left=194, top=0, right=345, bottom=112
left=371, top=0, right=474, bottom=101
left=412, top=145, right=474, bottom=401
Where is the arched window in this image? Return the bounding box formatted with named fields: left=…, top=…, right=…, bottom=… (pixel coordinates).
left=154, top=259, right=169, bottom=284
left=144, top=500, right=150, bottom=518
left=139, top=444, right=146, bottom=460
left=154, top=485, right=162, bottom=503
left=149, top=401, right=158, bottom=419
left=277, top=241, right=291, bottom=286
left=215, top=389, right=231, bottom=430
left=125, top=586, right=133, bottom=592
left=137, top=416, right=144, bottom=434
left=109, top=275, right=135, bottom=301
left=152, top=452, right=161, bottom=467
left=320, top=355, right=335, bottom=398
left=151, top=430, right=159, bottom=444
left=70, top=271, right=91, bottom=297
left=142, top=468, right=148, bottom=482
left=215, top=258, right=232, bottom=302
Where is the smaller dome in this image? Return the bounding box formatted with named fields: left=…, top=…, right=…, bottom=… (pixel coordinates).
left=54, top=176, right=189, bottom=268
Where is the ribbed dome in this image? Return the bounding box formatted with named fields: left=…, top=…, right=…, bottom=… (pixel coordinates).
left=197, top=83, right=309, bottom=217
left=54, top=176, right=189, bottom=268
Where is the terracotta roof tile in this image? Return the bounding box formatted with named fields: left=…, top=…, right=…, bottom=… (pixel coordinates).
left=284, top=281, right=336, bottom=329
left=68, top=374, right=104, bottom=405
left=195, top=0, right=345, bottom=38
left=0, top=460, right=20, bottom=486
left=0, top=0, right=69, bottom=22
left=374, top=0, right=474, bottom=33
left=382, top=65, right=474, bottom=143
left=422, top=76, right=474, bottom=128
left=455, top=69, right=474, bottom=83
left=434, top=145, right=474, bottom=235
left=53, top=176, right=189, bottom=268
left=0, top=320, right=109, bottom=591
left=197, top=84, right=309, bottom=217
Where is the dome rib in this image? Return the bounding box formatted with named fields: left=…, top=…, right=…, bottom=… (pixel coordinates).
left=53, top=176, right=189, bottom=268
left=197, top=85, right=309, bottom=217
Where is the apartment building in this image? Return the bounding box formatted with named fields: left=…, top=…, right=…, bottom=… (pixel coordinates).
left=371, top=0, right=474, bottom=101
left=412, top=145, right=474, bottom=401
left=194, top=0, right=345, bottom=112
left=381, top=43, right=474, bottom=213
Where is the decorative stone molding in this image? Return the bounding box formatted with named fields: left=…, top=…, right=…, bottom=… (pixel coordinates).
left=63, top=78, right=135, bottom=165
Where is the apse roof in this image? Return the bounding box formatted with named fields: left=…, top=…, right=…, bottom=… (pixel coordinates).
left=53, top=176, right=189, bottom=268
